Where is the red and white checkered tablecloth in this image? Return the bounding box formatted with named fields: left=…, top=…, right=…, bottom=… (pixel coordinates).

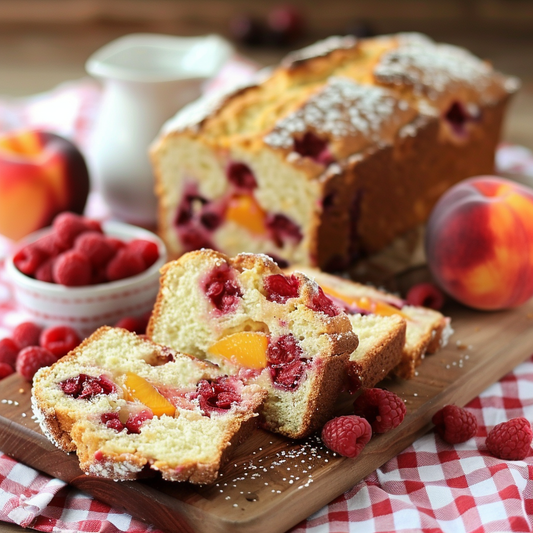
left=2, top=64, right=533, bottom=533
left=292, top=363, right=533, bottom=533
left=2, top=353, right=533, bottom=533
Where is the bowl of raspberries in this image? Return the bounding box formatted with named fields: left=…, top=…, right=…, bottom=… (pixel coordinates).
left=5, top=212, right=167, bottom=337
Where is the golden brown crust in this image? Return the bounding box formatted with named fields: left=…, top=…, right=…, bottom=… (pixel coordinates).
left=33, top=404, right=76, bottom=452
left=394, top=354, right=418, bottom=380
left=231, top=251, right=280, bottom=274
left=349, top=318, right=406, bottom=390
left=313, top=98, right=512, bottom=270
left=313, top=93, right=514, bottom=269
left=394, top=314, right=451, bottom=379
left=300, top=351, right=350, bottom=437
left=150, top=412, right=260, bottom=484
left=259, top=351, right=350, bottom=439
left=314, top=115, right=437, bottom=269
left=281, top=35, right=359, bottom=71
left=425, top=318, right=448, bottom=355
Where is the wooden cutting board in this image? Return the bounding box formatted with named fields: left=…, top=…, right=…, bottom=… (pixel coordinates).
left=2, top=298, right=533, bottom=533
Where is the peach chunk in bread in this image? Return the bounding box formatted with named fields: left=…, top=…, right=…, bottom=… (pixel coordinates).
left=290, top=267, right=452, bottom=381
left=31, top=327, right=266, bottom=484
left=147, top=250, right=358, bottom=439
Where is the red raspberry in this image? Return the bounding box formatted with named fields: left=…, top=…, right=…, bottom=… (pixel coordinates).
left=34, top=233, right=67, bottom=258
left=101, top=412, right=125, bottom=432
left=125, top=410, right=154, bottom=434
left=176, top=221, right=214, bottom=251
left=486, top=417, right=533, bottom=460
left=270, top=358, right=307, bottom=390
left=0, top=338, right=19, bottom=368
left=114, top=315, right=149, bottom=334
left=266, top=334, right=307, bottom=390
left=13, top=244, right=48, bottom=276
left=106, top=247, right=146, bottom=282
left=53, top=212, right=89, bottom=248
left=16, top=346, right=56, bottom=381
left=83, top=218, right=103, bottom=233
left=321, top=415, right=372, bottom=458
left=406, top=282, right=445, bottom=310
left=267, top=334, right=302, bottom=365
left=353, top=388, right=406, bottom=434
left=91, top=266, right=108, bottom=285
left=204, top=268, right=242, bottom=313
left=53, top=250, right=92, bottom=286
left=226, top=162, right=257, bottom=190
left=74, top=232, right=117, bottom=268
left=264, top=274, right=300, bottom=303
left=35, top=258, right=55, bottom=283
left=307, top=286, right=339, bottom=317
left=293, top=132, right=334, bottom=165
left=40, top=325, right=81, bottom=358
left=195, top=377, right=241, bottom=416
left=13, top=322, right=42, bottom=349
left=432, top=405, right=477, bottom=444
left=0, top=362, right=14, bottom=380
left=115, top=316, right=141, bottom=332
left=126, top=239, right=159, bottom=268
left=106, top=237, right=126, bottom=252
left=59, top=374, right=116, bottom=399
left=266, top=213, right=303, bottom=246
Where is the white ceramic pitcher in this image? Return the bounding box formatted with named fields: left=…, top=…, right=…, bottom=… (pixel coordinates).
left=86, top=33, right=233, bottom=226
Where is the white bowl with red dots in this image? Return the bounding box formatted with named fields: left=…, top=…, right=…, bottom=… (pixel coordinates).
left=5, top=217, right=167, bottom=338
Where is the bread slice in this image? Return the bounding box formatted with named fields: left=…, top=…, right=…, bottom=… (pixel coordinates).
left=346, top=313, right=406, bottom=390
left=147, top=250, right=358, bottom=438
left=31, top=326, right=266, bottom=484
left=290, top=267, right=452, bottom=380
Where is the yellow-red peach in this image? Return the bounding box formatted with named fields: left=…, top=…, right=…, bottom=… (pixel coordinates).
left=0, top=130, right=89, bottom=241
left=425, top=176, right=533, bottom=310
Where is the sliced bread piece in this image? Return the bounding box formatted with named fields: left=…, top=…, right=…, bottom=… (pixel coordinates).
left=290, top=267, right=452, bottom=380
left=32, top=326, right=266, bottom=484
left=147, top=250, right=358, bottom=438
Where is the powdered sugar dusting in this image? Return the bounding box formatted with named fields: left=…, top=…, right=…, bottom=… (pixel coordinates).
left=89, top=458, right=141, bottom=480
left=374, top=33, right=500, bottom=102
left=211, top=435, right=335, bottom=502
left=282, top=35, right=358, bottom=67
left=439, top=318, right=454, bottom=348
left=264, top=78, right=411, bottom=150
left=31, top=395, right=63, bottom=449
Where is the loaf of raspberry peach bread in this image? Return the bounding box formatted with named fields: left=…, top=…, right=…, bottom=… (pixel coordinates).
left=147, top=250, right=358, bottom=438
left=31, top=327, right=266, bottom=484
left=151, top=32, right=518, bottom=270
left=291, top=266, right=452, bottom=379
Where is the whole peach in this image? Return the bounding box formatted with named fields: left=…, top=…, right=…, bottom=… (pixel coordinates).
left=0, top=130, right=89, bottom=241
left=426, top=176, right=533, bottom=310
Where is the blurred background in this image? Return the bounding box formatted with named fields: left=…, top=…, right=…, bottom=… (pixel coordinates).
left=0, top=0, right=532, bottom=148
